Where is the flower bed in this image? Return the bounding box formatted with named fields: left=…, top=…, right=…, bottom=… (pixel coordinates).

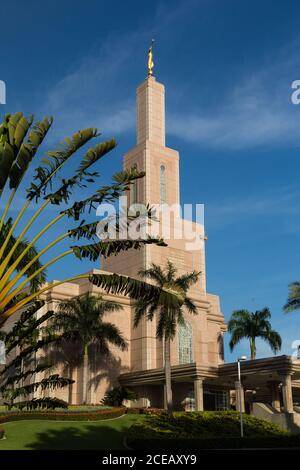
left=127, top=407, right=163, bottom=415
left=0, top=407, right=125, bottom=423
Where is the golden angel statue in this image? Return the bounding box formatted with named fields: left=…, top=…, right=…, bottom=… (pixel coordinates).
left=148, top=40, right=154, bottom=76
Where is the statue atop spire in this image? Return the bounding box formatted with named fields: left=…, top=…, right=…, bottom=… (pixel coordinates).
left=147, top=39, right=154, bottom=76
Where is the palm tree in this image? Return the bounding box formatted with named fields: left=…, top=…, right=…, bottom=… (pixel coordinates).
left=90, top=262, right=199, bottom=415
left=283, top=282, right=300, bottom=312
left=52, top=293, right=127, bottom=404
left=0, top=112, right=165, bottom=325
left=136, top=262, right=200, bottom=415
left=228, top=308, right=282, bottom=360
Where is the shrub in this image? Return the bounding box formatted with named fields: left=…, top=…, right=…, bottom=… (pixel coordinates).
left=101, top=386, right=137, bottom=407
left=12, top=397, right=68, bottom=411
left=0, top=428, right=5, bottom=439
left=127, top=411, right=288, bottom=444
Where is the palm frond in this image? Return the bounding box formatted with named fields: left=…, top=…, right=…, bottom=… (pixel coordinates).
left=1, top=363, right=52, bottom=388
left=94, top=323, right=127, bottom=351
left=62, top=168, right=146, bottom=220
left=77, top=138, right=116, bottom=174
left=71, top=236, right=166, bottom=261
left=138, top=264, right=165, bottom=286
left=6, top=311, right=54, bottom=354
left=260, top=330, right=282, bottom=354
left=9, top=117, right=52, bottom=190
left=183, top=297, right=198, bottom=315
left=283, top=282, right=300, bottom=312
left=27, top=127, right=97, bottom=201
left=6, top=375, right=74, bottom=399
left=229, top=327, right=247, bottom=351
left=176, top=271, right=200, bottom=290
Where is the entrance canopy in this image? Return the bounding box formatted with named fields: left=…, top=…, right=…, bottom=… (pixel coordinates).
left=119, top=356, right=300, bottom=412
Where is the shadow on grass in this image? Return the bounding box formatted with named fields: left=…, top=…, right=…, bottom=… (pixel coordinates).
left=25, top=425, right=125, bottom=450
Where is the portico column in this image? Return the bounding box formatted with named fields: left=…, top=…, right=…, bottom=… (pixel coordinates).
left=269, top=381, right=281, bottom=412
left=194, top=378, right=204, bottom=411
left=235, top=381, right=245, bottom=413
left=281, top=374, right=294, bottom=413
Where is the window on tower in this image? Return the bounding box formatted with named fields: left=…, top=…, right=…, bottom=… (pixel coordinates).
left=160, top=164, right=166, bottom=205
left=178, top=321, right=193, bottom=364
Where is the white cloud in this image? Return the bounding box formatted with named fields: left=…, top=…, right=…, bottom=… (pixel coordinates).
left=33, top=2, right=300, bottom=151
left=38, top=34, right=138, bottom=142
left=168, top=39, right=300, bottom=149
left=36, top=0, right=198, bottom=144
left=205, top=185, right=300, bottom=234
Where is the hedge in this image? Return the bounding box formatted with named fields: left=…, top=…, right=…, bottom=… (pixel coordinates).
left=0, top=407, right=125, bottom=423
left=126, top=410, right=291, bottom=447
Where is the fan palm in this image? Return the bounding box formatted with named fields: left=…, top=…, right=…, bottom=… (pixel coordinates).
left=0, top=112, right=165, bottom=326
left=228, top=308, right=282, bottom=360
left=52, top=293, right=127, bottom=404
left=283, top=282, right=300, bottom=313
left=90, top=262, right=200, bottom=415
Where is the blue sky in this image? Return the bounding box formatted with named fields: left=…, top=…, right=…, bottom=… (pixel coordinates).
left=1, top=0, right=300, bottom=362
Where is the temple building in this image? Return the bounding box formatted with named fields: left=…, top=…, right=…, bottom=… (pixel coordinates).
left=36, top=70, right=227, bottom=410
left=23, top=62, right=300, bottom=430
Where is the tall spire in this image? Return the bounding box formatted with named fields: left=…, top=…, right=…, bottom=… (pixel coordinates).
left=136, top=75, right=165, bottom=146
left=147, top=39, right=154, bottom=76
left=136, top=41, right=165, bottom=146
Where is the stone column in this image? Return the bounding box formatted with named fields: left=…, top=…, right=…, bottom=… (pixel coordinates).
left=235, top=381, right=245, bottom=412
left=281, top=374, right=294, bottom=413
left=269, top=381, right=281, bottom=412
left=194, top=378, right=204, bottom=411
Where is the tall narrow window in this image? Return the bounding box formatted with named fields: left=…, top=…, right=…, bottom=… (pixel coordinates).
left=178, top=321, right=193, bottom=364
left=132, top=164, right=138, bottom=204
left=160, top=165, right=166, bottom=205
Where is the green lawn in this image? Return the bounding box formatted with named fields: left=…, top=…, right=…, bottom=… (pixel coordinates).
left=0, top=414, right=141, bottom=450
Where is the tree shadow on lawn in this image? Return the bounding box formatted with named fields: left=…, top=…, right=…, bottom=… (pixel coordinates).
left=25, top=424, right=126, bottom=450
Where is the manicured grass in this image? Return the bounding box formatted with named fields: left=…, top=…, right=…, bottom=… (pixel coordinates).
left=0, top=414, right=141, bottom=450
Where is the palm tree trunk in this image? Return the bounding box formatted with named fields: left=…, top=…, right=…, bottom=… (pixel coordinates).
left=164, top=336, right=173, bottom=416
left=82, top=345, right=89, bottom=404
left=250, top=337, right=256, bottom=360
left=68, top=365, right=73, bottom=405
left=21, top=357, right=24, bottom=388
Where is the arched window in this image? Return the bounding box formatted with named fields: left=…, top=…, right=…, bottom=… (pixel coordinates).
left=132, top=164, right=138, bottom=204
left=178, top=321, right=193, bottom=364
left=160, top=165, right=166, bottom=205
